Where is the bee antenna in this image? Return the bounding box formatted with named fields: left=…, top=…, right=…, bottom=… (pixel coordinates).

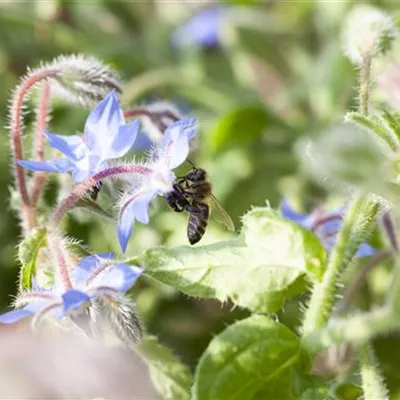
left=186, top=159, right=196, bottom=168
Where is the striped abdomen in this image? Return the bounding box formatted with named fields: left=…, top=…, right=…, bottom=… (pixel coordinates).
left=187, top=201, right=209, bottom=245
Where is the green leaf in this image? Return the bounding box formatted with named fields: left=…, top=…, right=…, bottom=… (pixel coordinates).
left=299, top=123, right=393, bottom=192
left=134, top=207, right=326, bottom=313
left=135, top=336, right=193, bottom=400
left=333, top=382, right=362, bottom=400
left=74, top=198, right=114, bottom=220
left=18, top=227, right=47, bottom=291
left=193, top=315, right=301, bottom=400
left=300, top=385, right=331, bottom=400
left=380, top=109, right=400, bottom=142
left=206, top=105, right=292, bottom=153
left=345, top=111, right=399, bottom=152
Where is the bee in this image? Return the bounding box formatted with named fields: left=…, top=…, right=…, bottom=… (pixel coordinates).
left=164, top=166, right=235, bottom=244
left=87, top=181, right=103, bottom=201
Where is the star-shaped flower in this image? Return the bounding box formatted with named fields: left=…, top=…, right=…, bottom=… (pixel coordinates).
left=118, top=118, right=196, bottom=252
left=281, top=199, right=376, bottom=257
left=18, top=91, right=139, bottom=182
left=0, top=253, right=142, bottom=326
left=171, top=7, right=225, bottom=49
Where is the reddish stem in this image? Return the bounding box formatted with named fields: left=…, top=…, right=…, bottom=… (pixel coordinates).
left=49, top=232, right=73, bottom=290
left=9, top=68, right=58, bottom=230
left=50, top=164, right=152, bottom=226
left=31, top=82, right=51, bottom=205
left=123, top=108, right=152, bottom=120
left=311, top=214, right=343, bottom=233
left=123, top=107, right=180, bottom=132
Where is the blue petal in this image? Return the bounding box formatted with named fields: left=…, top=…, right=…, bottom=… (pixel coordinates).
left=78, top=253, right=116, bottom=272
left=74, top=253, right=116, bottom=283
left=355, top=243, right=377, bottom=258
left=18, top=158, right=72, bottom=173
left=62, top=289, right=91, bottom=313
left=105, top=120, right=140, bottom=159
left=171, top=7, right=224, bottom=49
left=0, top=300, right=54, bottom=324
left=45, top=132, right=87, bottom=161
left=0, top=308, right=33, bottom=324
left=160, top=118, right=197, bottom=169
left=118, top=217, right=134, bottom=253
left=84, top=90, right=124, bottom=154
left=93, top=263, right=143, bottom=293
left=280, top=199, right=311, bottom=228
left=71, top=154, right=103, bottom=182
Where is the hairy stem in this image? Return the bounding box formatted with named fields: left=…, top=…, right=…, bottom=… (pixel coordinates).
left=302, top=308, right=399, bottom=355
left=47, top=231, right=73, bottom=290
left=337, top=251, right=393, bottom=313
left=31, top=82, right=51, bottom=205
left=359, top=53, right=372, bottom=116
left=50, top=164, right=152, bottom=227
left=302, top=194, right=379, bottom=335
left=359, top=343, right=388, bottom=400
left=9, top=68, right=58, bottom=230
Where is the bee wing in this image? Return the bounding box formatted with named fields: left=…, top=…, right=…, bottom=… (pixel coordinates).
left=209, top=194, right=235, bottom=232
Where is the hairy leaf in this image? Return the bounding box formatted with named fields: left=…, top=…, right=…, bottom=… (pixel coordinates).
left=345, top=111, right=399, bottom=152
left=193, top=315, right=301, bottom=400
left=135, top=336, right=193, bottom=400
left=134, top=207, right=325, bottom=313
left=298, top=123, right=393, bottom=193
left=18, top=227, right=47, bottom=291
left=74, top=198, right=114, bottom=220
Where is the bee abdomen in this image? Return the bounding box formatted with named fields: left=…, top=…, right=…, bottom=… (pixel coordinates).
left=188, top=202, right=209, bottom=245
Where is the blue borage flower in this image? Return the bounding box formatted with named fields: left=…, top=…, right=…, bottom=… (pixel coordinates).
left=18, top=90, right=139, bottom=182
left=281, top=199, right=376, bottom=257
left=0, top=253, right=142, bottom=325
left=171, top=6, right=226, bottom=49
left=118, top=118, right=197, bottom=252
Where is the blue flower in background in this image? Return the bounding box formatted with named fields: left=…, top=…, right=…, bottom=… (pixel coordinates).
left=171, top=7, right=226, bottom=49
left=18, top=91, right=139, bottom=182
left=0, top=253, right=142, bottom=325
left=281, top=199, right=376, bottom=257
left=118, top=118, right=197, bottom=252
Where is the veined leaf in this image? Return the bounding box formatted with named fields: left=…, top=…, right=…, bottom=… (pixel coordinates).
left=74, top=198, right=114, bottom=220
left=18, top=227, right=47, bottom=291
left=135, top=336, right=193, bottom=400
left=345, top=111, right=399, bottom=152
left=193, top=315, right=301, bottom=400
left=132, top=207, right=326, bottom=314
left=298, top=123, right=393, bottom=193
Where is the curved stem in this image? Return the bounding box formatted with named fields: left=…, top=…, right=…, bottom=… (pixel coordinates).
left=31, top=82, right=51, bottom=205
left=337, top=251, right=393, bottom=313
left=302, top=194, right=379, bottom=335
left=50, top=164, right=152, bottom=227
left=359, top=53, right=372, bottom=116
left=302, top=308, right=398, bottom=356
left=48, top=231, right=73, bottom=290
left=359, top=343, right=388, bottom=400
left=9, top=68, right=58, bottom=230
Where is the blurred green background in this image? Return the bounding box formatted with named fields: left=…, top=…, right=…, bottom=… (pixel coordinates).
left=1, top=0, right=400, bottom=397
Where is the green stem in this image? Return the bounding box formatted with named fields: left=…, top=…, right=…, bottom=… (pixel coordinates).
left=359, top=343, right=388, bottom=400
left=388, top=256, right=400, bottom=314
left=302, top=194, right=379, bottom=335
left=302, top=308, right=399, bottom=356
left=359, top=53, right=372, bottom=116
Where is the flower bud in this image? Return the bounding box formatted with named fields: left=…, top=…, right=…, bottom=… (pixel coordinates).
left=342, top=5, right=397, bottom=64
left=48, top=54, right=122, bottom=105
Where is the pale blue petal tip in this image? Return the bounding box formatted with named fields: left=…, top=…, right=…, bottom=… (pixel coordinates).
left=0, top=308, right=33, bottom=324
left=62, top=290, right=91, bottom=313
